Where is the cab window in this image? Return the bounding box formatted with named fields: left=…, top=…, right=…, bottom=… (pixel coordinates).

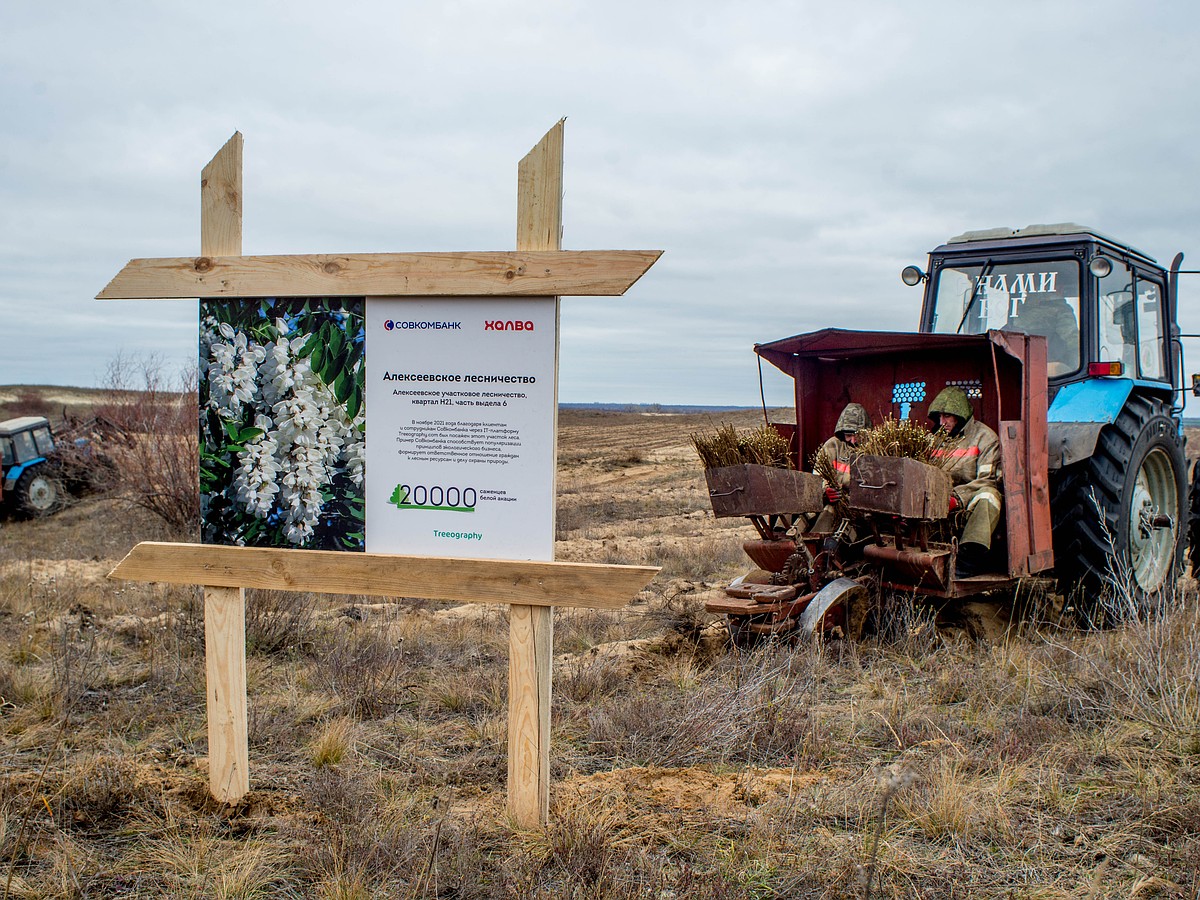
left=1136, top=276, right=1166, bottom=380
left=0, top=437, right=12, bottom=468
left=12, top=431, right=37, bottom=463
left=1098, top=260, right=1137, bottom=373
left=930, top=259, right=1081, bottom=376
left=1097, top=262, right=1168, bottom=382
left=32, top=427, right=55, bottom=456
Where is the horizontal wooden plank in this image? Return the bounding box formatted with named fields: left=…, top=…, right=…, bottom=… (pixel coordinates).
left=96, top=250, right=662, bottom=300
left=108, top=542, right=659, bottom=610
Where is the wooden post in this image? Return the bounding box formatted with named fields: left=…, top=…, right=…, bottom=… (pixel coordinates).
left=204, top=585, right=250, bottom=802
left=507, top=119, right=564, bottom=828
left=202, top=133, right=249, bottom=804
left=201, top=132, right=243, bottom=257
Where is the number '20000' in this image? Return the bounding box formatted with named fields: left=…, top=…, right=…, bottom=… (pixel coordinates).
left=394, top=484, right=477, bottom=509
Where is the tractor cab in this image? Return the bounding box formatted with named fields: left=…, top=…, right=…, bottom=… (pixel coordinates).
left=1, top=416, right=61, bottom=516
left=1, top=416, right=56, bottom=471
left=907, top=224, right=1181, bottom=407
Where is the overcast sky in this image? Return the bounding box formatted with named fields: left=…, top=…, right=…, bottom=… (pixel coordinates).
left=4, top=1, right=1200, bottom=406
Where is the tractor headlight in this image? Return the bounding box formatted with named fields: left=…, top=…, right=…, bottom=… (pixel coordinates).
left=901, top=265, right=925, bottom=286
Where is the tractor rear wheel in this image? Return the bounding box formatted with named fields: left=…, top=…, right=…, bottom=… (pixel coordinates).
left=1051, top=394, right=1184, bottom=624
left=1187, top=459, right=1200, bottom=576
left=14, top=466, right=63, bottom=518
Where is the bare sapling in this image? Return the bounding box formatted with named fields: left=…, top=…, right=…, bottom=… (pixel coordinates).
left=93, top=353, right=199, bottom=538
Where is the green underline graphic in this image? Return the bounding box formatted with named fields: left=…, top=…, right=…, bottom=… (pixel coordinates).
left=395, top=504, right=476, bottom=513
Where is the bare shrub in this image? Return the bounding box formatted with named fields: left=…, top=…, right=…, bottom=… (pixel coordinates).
left=245, top=589, right=318, bottom=655
left=311, top=626, right=409, bottom=719
left=292, top=768, right=423, bottom=892
left=94, top=353, right=199, bottom=538
left=537, top=800, right=622, bottom=892
left=54, top=754, right=165, bottom=831
left=557, top=654, right=630, bottom=704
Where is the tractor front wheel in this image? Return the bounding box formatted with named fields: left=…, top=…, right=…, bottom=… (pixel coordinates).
left=15, top=467, right=63, bottom=518
left=1052, top=394, right=1184, bottom=624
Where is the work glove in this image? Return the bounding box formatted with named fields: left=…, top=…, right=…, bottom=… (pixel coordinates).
left=824, top=486, right=841, bottom=504
left=948, top=495, right=962, bottom=513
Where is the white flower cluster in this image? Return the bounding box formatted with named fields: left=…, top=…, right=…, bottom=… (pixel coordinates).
left=204, top=316, right=365, bottom=545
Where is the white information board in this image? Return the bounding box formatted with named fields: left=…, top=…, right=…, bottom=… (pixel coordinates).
left=365, top=297, right=558, bottom=560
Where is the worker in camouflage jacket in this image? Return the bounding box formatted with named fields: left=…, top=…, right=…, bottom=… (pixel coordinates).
left=812, top=402, right=871, bottom=532
left=928, top=386, right=1002, bottom=577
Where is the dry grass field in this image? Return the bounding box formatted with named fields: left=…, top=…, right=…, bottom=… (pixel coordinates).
left=0, top=403, right=1198, bottom=898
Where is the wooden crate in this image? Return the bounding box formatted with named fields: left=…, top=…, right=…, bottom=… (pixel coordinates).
left=848, top=455, right=951, bottom=519
left=704, top=464, right=825, bottom=518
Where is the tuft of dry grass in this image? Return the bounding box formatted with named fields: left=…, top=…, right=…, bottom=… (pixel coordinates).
left=310, top=717, right=356, bottom=768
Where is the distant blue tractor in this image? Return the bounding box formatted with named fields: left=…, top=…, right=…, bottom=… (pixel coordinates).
left=907, top=224, right=1189, bottom=609
left=0, top=416, right=65, bottom=517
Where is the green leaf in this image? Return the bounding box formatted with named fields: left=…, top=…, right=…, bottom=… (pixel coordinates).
left=328, top=327, right=345, bottom=361
left=333, top=371, right=353, bottom=405
left=238, top=427, right=265, bottom=443
left=310, top=343, right=326, bottom=375
left=223, top=420, right=240, bottom=441
left=322, top=348, right=346, bottom=384
left=346, top=385, right=362, bottom=420
left=298, top=332, right=321, bottom=358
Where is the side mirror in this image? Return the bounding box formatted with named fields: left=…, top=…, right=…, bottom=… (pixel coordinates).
left=1192, top=373, right=1200, bottom=397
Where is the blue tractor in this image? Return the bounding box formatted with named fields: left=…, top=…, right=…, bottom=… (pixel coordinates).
left=906, top=224, right=1188, bottom=611
left=0, top=416, right=65, bottom=517
left=703, top=224, right=1190, bottom=642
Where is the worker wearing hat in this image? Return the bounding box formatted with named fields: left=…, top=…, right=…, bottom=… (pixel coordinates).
left=928, top=386, right=1002, bottom=577
left=812, top=402, right=871, bottom=532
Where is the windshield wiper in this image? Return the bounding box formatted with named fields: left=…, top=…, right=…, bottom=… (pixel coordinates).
left=955, top=259, right=994, bottom=334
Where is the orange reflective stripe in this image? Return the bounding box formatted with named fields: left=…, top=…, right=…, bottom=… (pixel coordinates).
left=932, top=446, right=981, bottom=459
left=833, top=460, right=851, bottom=473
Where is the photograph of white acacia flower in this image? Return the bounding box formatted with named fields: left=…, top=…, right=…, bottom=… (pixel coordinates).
left=200, top=298, right=365, bottom=550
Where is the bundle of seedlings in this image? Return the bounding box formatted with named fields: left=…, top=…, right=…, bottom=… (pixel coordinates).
left=855, top=417, right=952, bottom=468
left=810, top=448, right=850, bottom=516
left=690, top=423, right=793, bottom=470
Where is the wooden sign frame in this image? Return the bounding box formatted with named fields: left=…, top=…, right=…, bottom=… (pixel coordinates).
left=100, top=123, right=662, bottom=827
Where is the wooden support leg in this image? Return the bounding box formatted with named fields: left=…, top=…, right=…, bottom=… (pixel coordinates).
left=204, top=585, right=249, bottom=804
left=508, top=603, right=553, bottom=827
